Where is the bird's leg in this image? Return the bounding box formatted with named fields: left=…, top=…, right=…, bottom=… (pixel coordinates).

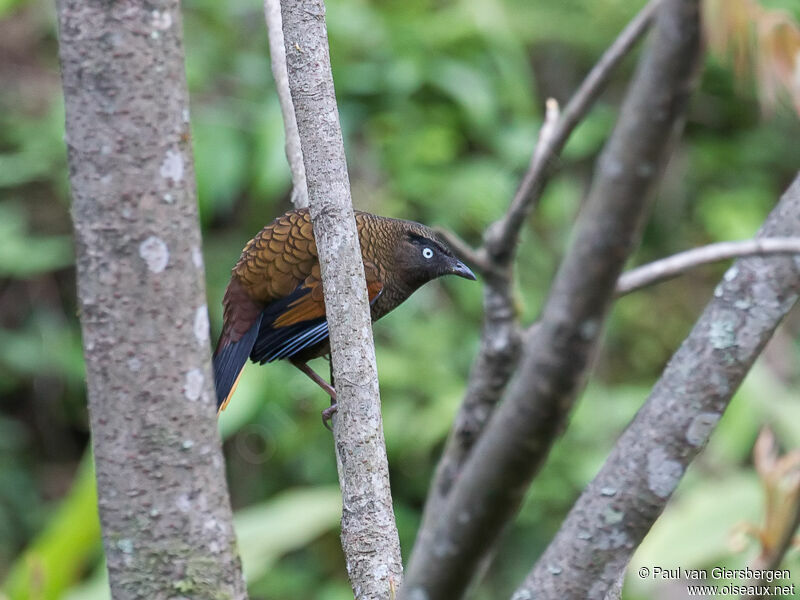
left=322, top=357, right=337, bottom=429
left=291, top=359, right=337, bottom=430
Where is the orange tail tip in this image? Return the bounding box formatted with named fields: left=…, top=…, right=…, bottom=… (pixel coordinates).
left=213, top=314, right=262, bottom=411
left=217, top=369, right=244, bottom=413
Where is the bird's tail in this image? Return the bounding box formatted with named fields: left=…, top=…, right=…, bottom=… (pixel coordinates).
left=213, top=314, right=262, bottom=412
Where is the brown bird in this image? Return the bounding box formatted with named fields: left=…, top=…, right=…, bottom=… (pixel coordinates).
left=212, top=208, right=476, bottom=423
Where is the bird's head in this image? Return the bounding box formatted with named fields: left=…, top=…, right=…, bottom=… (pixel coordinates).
left=392, top=222, right=477, bottom=288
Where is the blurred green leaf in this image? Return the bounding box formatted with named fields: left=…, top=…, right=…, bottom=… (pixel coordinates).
left=0, top=204, right=73, bottom=278
left=0, top=102, right=67, bottom=190
left=235, top=487, right=342, bottom=582
left=0, top=315, right=85, bottom=383
left=428, top=59, right=497, bottom=132
left=1, top=455, right=100, bottom=600
left=0, top=0, right=26, bottom=18
left=193, top=110, right=249, bottom=222
left=697, top=185, right=773, bottom=241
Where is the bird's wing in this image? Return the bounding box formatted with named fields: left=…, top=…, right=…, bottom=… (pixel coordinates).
left=250, top=261, right=384, bottom=364
left=273, top=261, right=384, bottom=327
left=214, top=209, right=318, bottom=411
left=234, top=208, right=320, bottom=303
left=213, top=208, right=384, bottom=411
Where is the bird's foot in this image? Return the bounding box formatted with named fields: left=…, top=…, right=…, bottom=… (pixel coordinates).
left=321, top=402, right=338, bottom=431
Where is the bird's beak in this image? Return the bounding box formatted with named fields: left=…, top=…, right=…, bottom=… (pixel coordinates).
left=449, top=258, right=477, bottom=281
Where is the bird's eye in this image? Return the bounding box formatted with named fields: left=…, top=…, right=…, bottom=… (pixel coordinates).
left=422, top=247, right=434, bottom=259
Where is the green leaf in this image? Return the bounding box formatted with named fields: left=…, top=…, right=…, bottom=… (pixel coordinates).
left=193, top=111, right=248, bottom=222
left=235, top=487, right=342, bottom=582
left=428, top=59, right=497, bottom=132
left=0, top=204, right=73, bottom=278
left=0, top=0, right=26, bottom=18
left=1, top=455, right=101, bottom=600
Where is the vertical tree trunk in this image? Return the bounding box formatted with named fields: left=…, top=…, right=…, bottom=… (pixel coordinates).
left=278, top=1, right=403, bottom=597
left=56, top=1, right=247, bottom=598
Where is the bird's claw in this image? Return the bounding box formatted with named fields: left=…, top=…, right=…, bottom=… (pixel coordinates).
left=321, top=402, right=338, bottom=431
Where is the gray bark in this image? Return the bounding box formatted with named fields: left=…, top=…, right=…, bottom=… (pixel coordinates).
left=615, top=237, right=800, bottom=295
left=55, top=1, right=247, bottom=599
left=264, top=0, right=308, bottom=208
left=417, top=0, right=660, bottom=540
left=402, top=1, right=701, bottom=598
left=278, top=1, right=403, bottom=598
left=515, top=172, right=800, bottom=600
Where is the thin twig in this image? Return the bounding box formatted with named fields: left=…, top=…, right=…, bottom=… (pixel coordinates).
left=616, top=238, right=800, bottom=296
left=264, top=0, right=308, bottom=208
left=514, top=173, right=800, bottom=600
left=531, top=98, right=561, bottom=171
left=485, top=0, right=662, bottom=263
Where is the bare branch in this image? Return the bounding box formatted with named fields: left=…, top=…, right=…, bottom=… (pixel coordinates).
left=55, top=1, right=246, bottom=597
left=515, top=173, right=800, bottom=600
left=412, top=1, right=661, bottom=552
left=278, top=1, right=402, bottom=597
left=616, top=238, right=800, bottom=296
left=264, top=0, right=308, bottom=207
left=403, top=1, right=702, bottom=598
left=484, top=0, right=662, bottom=263
left=414, top=267, right=522, bottom=539
left=532, top=98, right=561, bottom=166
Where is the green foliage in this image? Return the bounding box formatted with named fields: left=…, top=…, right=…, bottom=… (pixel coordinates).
left=236, top=487, right=343, bottom=582
left=0, top=203, right=73, bottom=278
left=1, top=456, right=99, bottom=600
left=2, top=0, right=799, bottom=597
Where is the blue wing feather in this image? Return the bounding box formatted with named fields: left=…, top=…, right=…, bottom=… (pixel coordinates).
left=249, top=283, right=383, bottom=364
left=249, top=284, right=329, bottom=363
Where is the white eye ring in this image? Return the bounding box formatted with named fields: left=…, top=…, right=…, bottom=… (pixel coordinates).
left=422, top=247, right=434, bottom=259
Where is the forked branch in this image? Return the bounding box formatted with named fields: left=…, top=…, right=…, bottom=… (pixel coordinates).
left=416, top=0, right=662, bottom=547
left=405, top=1, right=702, bottom=598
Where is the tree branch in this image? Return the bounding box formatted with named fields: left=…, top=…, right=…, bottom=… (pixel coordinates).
left=616, top=238, right=800, bottom=296
left=414, top=0, right=661, bottom=551
left=514, top=172, right=800, bottom=600
left=403, top=1, right=701, bottom=598
left=484, top=0, right=662, bottom=264
left=278, top=1, right=402, bottom=597
left=264, top=0, right=308, bottom=208
left=55, top=1, right=246, bottom=598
